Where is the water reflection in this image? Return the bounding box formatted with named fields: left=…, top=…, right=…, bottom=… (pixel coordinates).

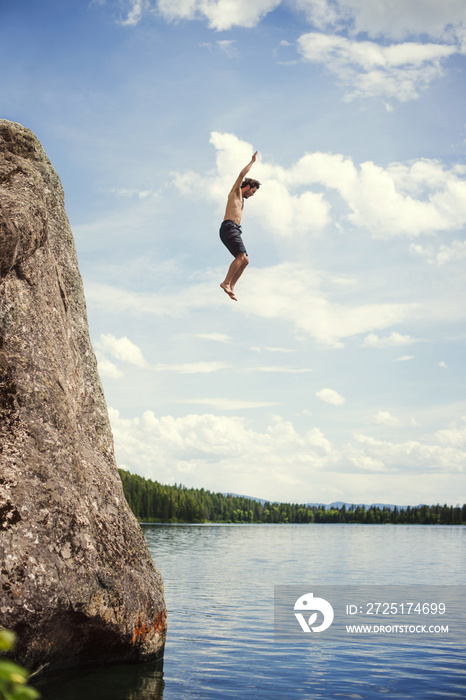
left=37, top=658, right=164, bottom=700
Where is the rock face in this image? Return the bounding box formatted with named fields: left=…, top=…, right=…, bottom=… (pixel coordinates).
left=0, top=120, right=166, bottom=674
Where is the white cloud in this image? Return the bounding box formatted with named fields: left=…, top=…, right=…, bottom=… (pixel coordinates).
left=297, top=32, right=458, bottom=101
left=96, top=351, right=124, bottom=379
left=174, top=132, right=466, bottom=239
left=294, top=0, right=466, bottom=41
left=316, top=387, right=346, bottom=405
left=85, top=124, right=466, bottom=349
left=395, top=355, right=415, bottom=362
left=435, top=242, right=466, bottom=266
left=253, top=178, right=331, bottom=237
left=154, top=361, right=231, bottom=374
left=108, top=408, right=466, bottom=503
left=373, top=410, right=402, bottom=426
left=363, top=332, right=417, bottom=348
left=250, top=366, right=312, bottom=374
left=176, top=398, right=280, bottom=410
left=96, top=333, right=148, bottom=368
left=217, top=39, right=236, bottom=53
left=438, top=361, right=448, bottom=369
left=85, top=279, right=219, bottom=316
left=120, top=0, right=147, bottom=25
left=251, top=346, right=295, bottom=353
left=86, top=262, right=420, bottom=347
left=201, top=40, right=238, bottom=57
left=297, top=34, right=456, bottom=70
left=117, top=1, right=464, bottom=104
left=410, top=239, right=466, bottom=265
left=294, top=3, right=466, bottom=104
left=119, top=0, right=466, bottom=39
left=346, top=160, right=466, bottom=236
left=109, top=187, right=156, bottom=199
left=197, top=332, right=232, bottom=343
left=351, top=429, right=465, bottom=472
left=435, top=416, right=466, bottom=447
left=199, top=131, right=331, bottom=236
left=240, top=263, right=419, bottom=347
left=157, top=0, right=280, bottom=30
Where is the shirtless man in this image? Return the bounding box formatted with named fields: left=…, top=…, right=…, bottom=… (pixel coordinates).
left=219, top=151, right=260, bottom=301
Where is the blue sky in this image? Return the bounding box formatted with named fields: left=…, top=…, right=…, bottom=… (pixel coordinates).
left=2, top=0, right=465, bottom=505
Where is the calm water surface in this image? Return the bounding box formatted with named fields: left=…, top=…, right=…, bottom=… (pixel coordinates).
left=39, top=524, right=465, bottom=700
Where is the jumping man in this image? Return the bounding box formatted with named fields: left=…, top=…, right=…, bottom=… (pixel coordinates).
left=219, top=151, right=260, bottom=301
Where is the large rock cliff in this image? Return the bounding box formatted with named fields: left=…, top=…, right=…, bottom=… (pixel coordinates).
left=0, top=120, right=166, bottom=674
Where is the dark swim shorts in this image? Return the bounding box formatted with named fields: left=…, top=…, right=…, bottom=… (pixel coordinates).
left=219, top=220, right=247, bottom=257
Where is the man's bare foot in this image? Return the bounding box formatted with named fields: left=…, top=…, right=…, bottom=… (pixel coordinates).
left=220, top=282, right=237, bottom=301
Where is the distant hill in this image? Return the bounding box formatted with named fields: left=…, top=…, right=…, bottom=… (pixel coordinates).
left=225, top=494, right=419, bottom=511
left=223, top=492, right=266, bottom=504
left=312, top=502, right=422, bottom=512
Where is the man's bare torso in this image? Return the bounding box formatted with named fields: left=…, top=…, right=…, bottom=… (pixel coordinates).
left=223, top=189, right=244, bottom=225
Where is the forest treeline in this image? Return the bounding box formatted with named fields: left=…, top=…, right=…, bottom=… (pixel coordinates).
left=118, top=469, right=465, bottom=525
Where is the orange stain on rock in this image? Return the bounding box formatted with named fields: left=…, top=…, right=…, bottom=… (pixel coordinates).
left=132, top=611, right=167, bottom=645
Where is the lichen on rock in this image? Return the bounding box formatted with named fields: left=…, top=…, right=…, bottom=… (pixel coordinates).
left=0, top=120, right=166, bottom=675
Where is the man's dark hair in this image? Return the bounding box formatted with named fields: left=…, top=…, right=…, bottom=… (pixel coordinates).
left=241, top=178, right=261, bottom=190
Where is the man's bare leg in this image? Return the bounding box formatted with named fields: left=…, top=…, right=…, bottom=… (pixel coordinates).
left=229, top=254, right=249, bottom=293
left=220, top=253, right=249, bottom=301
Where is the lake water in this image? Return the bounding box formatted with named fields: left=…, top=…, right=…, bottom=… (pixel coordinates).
left=38, top=524, right=466, bottom=700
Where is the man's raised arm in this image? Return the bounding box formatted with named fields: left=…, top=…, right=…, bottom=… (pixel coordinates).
left=230, top=151, right=258, bottom=193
